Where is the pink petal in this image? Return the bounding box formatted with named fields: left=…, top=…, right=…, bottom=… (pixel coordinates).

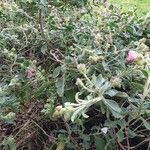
left=26, top=68, right=36, bottom=78
left=127, top=50, right=138, bottom=62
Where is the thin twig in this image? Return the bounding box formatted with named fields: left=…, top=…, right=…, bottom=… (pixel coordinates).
left=14, top=120, right=30, bottom=138
left=125, top=127, right=130, bottom=150
left=147, top=141, right=150, bottom=150
left=125, top=137, right=150, bottom=150
left=31, top=120, right=55, bottom=141
left=118, top=142, right=126, bottom=150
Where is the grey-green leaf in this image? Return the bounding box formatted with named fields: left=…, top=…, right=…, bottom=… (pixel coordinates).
left=95, top=136, right=106, bottom=150
left=103, top=99, right=123, bottom=118
left=53, top=66, right=61, bottom=78
left=40, top=44, right=47, bottom=54
left=117, top=130, right=124, bottom=142
left=141, top=118, right=150, bottom=130
left=3, top=137, right=16, bottom=150
left=56, top=77, right=65, bottom=97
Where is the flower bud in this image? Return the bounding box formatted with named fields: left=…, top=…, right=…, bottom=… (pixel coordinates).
left=110, top=76, right=122, bottom=88
left=77, top=64, right=86, bottom=74
left=76, top=78, right=84, bottom=86
left=52, top=105, right=64, bottom=120
left=56, top=141, right=65, bottom=150
left=140, top=43, right=149, bottom=52
left=95, top=33, right=102, bottom=41
left=89, top=55, right=104, bottom=64
left=139, top=38, right=146, bottom=43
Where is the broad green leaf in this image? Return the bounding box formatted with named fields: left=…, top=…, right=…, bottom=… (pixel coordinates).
left=40, top=0, right=48, bottom=6
left=71, top=106, right=84, bottom=122
left=110, top=110, right=123, bottom=118
left=82, top=134, right=91, bottom=149
left=104, top=99, right=122, bottom=113
left=64, top=89, right=76, bottom=102
left=3, top=137, right=16, bottom=150
left=56, top=77, right=65, bottom=97
left=104, top=119, right=126, bottom=129
left=95, top=74, right=106, bottom=88
left=104, top=120, right=118, bottom=128
left=141, top=118, right=150, bottom=130
left=141, top=69, right=149, bottom=78
left=40, top=44, right=47, bottom=54
left=34, top=82, right=50, bottom=98
left=115, top=92, right=128, bottom=98
left=105, top=89, right=119, bottom=97
left=94, top=75, right=111, bottom=94
left=1, top=112, right=15, bottom=124
left=103, top=99, right=123, bottom=118
left=95, top=136, right=106, bottom=150
left=91, top=74, right=97, bottom=84
left=127, top=129, right=137, bottom=138
left=53, top=66, right=61, bottom=78
left=131, top=82, right=143, bottom=91
left=128, top=97, right=141, bottom=103
left=117, top=130, right=124, bottom=142
left=102, top=61, right=110, bottom=71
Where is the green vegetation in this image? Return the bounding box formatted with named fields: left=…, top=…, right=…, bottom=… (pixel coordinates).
left=0, top=0, right=150, bottom=150
left=111, top=0, right=150, bottom=15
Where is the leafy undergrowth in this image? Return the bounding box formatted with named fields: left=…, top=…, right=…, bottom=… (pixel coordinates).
left=0, top=0, right=150, bottom=150
left=111, top=0, right=150, bottom=16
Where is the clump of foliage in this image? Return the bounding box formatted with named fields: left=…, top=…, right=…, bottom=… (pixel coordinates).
left=0, top=0, right=150, bottom=150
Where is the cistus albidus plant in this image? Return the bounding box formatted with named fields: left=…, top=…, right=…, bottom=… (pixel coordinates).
left=0, top=0, right=150, bottom=150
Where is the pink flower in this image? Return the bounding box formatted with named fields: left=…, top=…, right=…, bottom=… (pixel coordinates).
left=127, top=50, right=139, bottom=63
left=26, top=68, right=36, bottom=78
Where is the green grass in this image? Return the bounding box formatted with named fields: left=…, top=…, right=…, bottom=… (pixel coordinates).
left=111, top=0, right=150, bottom=15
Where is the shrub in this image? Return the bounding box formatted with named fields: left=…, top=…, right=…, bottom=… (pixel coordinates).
left=0, top=0, right=149, bottom=149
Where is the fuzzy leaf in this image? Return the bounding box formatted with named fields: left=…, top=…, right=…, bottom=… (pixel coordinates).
left=56, top=77, right=65, bottom=97
left=53, top=66, right=61, bottom=78
left=103, top=99, right=123, bottom=118
left=3, top=137, right=16, bottom=150
left=95, top=136, right=106, bottom=150
left=40, top=44, right=47, bottom=54
left=142, top=118, right=150, bottom=130
left=117, top=130, right=124, bottom=142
